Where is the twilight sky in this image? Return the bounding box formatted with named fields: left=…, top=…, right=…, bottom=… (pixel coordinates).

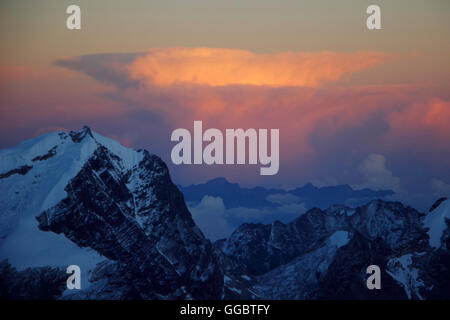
left=0, top=0, right=449, bottom=211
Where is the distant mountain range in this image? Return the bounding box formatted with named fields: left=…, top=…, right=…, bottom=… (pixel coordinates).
left=181, top=177, right=394, bottom=209
left=179, top=177, right=394, bottom=230
left=0, top=127, right=448, bottom=300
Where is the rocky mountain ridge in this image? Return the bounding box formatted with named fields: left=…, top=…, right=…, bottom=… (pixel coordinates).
left=0, top=127, right=448, bottom=299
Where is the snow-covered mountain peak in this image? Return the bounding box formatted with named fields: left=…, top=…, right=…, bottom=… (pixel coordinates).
left=0, top=128, right=147, bottom=287
left=1, top=128, right=449, bottom=300
left=0, top=127, right=145, bottom=218
left=1, top=126, right=144, bottom=175
left=0, top=127, right=223, bottom=299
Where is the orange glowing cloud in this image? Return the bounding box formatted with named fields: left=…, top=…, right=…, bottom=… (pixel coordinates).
left=128, top=48, right=389, bottom=88
left=2, top=49, right=449, bottom=191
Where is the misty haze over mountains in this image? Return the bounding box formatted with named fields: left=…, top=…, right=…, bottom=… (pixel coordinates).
left=180, top=177, right=394, bottom=240
left=0, top=127, right=449, bottom=300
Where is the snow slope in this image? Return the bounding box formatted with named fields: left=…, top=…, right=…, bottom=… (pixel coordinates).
left=424, top=199, right=450, bottom=248
left=0, top=127, right=143, bottom=287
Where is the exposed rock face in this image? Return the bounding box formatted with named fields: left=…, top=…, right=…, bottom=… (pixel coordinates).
left=0, top=127, right=448, bottom=300
left=0, top=127, right=223, bottom=300
left=0, top=165, right=33, bottom=179
left=35, top=136, right=223, bottom=299
left=219, top=200, right=450, bottom=300
left=217, top=207, right=349, bottom=275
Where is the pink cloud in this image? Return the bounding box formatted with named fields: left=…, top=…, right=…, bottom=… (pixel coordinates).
left=129, top=47, right=389, bottom=88
left=1, top=48, right=449, bottom=199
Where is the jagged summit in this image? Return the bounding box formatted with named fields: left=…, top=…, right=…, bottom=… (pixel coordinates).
left=0, top=127, right=146, bottom=214
left=1, top=128, right=449, bottom=300
left=69, top=125, right=94, bottom=142
left=217, top=197, right=450, bottom=300
left=0, top=127, right=222, bottom=299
